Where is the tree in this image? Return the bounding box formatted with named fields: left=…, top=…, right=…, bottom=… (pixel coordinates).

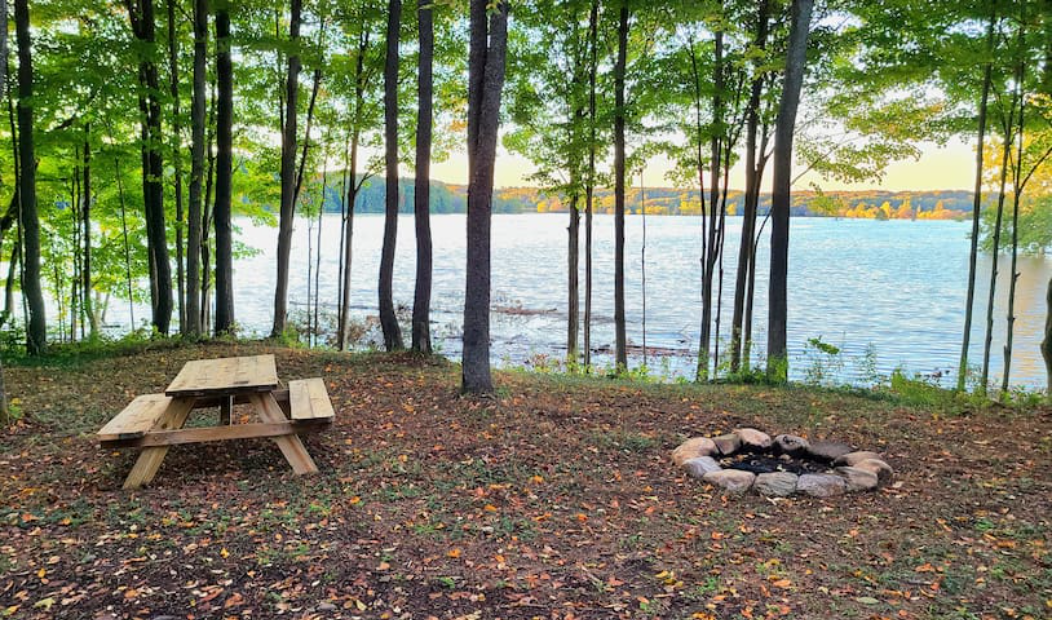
left=379, top=0, right=403, bottom=351
left=14, top=0, right=46, bottom=354
left=272, top=0, right=303, bottom=338
left=186, top=0, right=207, bottom=338
left=335, top=5, right=383, bottom=352
left=766, top=0, right=813, bottom=380
left=730, top=0, right=771, bottom=375
left=462, top=0, right=510, bottom=394
left=503, top=0, right=592, bottom=367
left=583, top=0, right=598, bottom=370
left=213, top=0, right=234, bottom=334
left=126, top=0, right=173, bottom=336
left=1043, top=275, right=1051, bottom=398
left=167, top=0, right=185, bottom=331
left=0, top=0, right=8, bottom=421
left=613, top=1, right=629, bottom=372
left=412, top=0, right=434, bottom=354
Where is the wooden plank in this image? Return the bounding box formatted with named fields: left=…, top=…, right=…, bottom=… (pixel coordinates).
left=103, top=419, right=330, bottom=448
left=122, top=397, right=197, bottom=489
left=249, top=393, right=318, bottom=475
left=165, top=355, right=279, bottom=397
left=219, top=395, right=233, bottom=425
left=289, top=378, right=335, bottom=421
left=191, top=389, right=288, bottom=410
left=97, top=394, right=173, bottom=442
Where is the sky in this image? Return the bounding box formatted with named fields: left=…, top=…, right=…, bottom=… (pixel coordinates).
left=428, top=139, right=977, bottom=192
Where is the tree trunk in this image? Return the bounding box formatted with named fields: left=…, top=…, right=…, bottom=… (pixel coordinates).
left=958, top=12, right=995, bottom=391
left=185, top=0, right=206, bottom=337
left=167, top=0, right=185, bottom=332
left=412, top=0, right=433, bottom=354
left=127, top=0, right=173, bottom=336
left=955, top=18, right=993, bottom=391
left=338, top=30, right=369, bottom=351
left=82, top=128, right=97, bottom=337
left=201, top=78, right=216, bottom=332
left=1002, top=34, right=1028, bottom=394
left=730, top=0, right=768, bottom=374
left=462, top=0, right=510, bottom=394
left=766, top=0, right=813, bottom=380
left=612, top=2, right=629, bottom=372
left=568, top=191, right=580, bottom=365
left=213, top=3, right=234, bottom=334
left=0, top=10, right=6, bottom=418
left=271, top=0, right=302, bottom=338
left=981, top=100, right=1017, bottom=394
left=583, top=0, right=597, bottom=370
left=697, top=15, right=724, bottom=382
left=379, top=0, right=404, bottom=351
left=1042, top=276, right=1051, bottom=398
left=113, top=152, right=136, bottom=328
left=14, top=0, right=46, bottom=354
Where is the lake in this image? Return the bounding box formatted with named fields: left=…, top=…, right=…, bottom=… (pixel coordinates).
left=108, top=213, right=1052, bottom=389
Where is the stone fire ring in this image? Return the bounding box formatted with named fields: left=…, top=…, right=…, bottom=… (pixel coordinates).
left=672, top=428, right=894, bottom=497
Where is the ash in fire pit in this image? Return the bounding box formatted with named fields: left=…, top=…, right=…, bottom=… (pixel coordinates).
left=671, top=428, right=894, bottom=497
left=721, top=453, right=830, bottom=476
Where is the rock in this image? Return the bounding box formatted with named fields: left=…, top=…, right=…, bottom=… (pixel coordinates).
left=834, top=451, right=883, bottom=467
left=835, top=466, right=879, bottom=491
left=853, top=458, right=894, bottom=485
left=317, top=602, right=337, bottom=612
left=672, top=437, right=719, bottom=465
left=754, top=472, right=798, bottom=497
left=806, top=440, right=854, bottom=463
left=797, top=473, right=847, bottom=498
left=712, top=433, right=743, bottom=456
left=733, top=428, right=773, bottom=452
left=682, top=456, right=722, bottom=479
left=702, top=469, right=756, bottom=493
left=773, top=434, right=810, bottom=457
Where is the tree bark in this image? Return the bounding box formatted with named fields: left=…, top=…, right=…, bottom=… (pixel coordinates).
left=1002, top=28, right=1028, bottom=394
left=213, top=3, right=234, bottom=334
left=14, top=0, right=46, bottom=354
left=82, top=127, right=97, bottom=337
left=412, top=0, right=434, bottom=354
left=568, top=191, right=580, bottom=364
left=613, top=2, right=629, bottom=372
left=379, top=0, right=404, bottom=351
left=127, top=0, right=173, bottom=336
left=959, top=10, right=995, bottom=391
left=272, top=0, right=302, bottom=338
left=167, top=0, right=185, bottom=332
left=697, top=18, right=724, bottom=381
left=462, top=0, right=510, bottom=394
left=730, top=0, right=768, bottom=374
left=186, top=0, right=206, bottom=337
left=766, top=0, right=813, bottom=380
left=1042, top=276, right=1051, bottom=398
left=583, top=0, right=597, bottom=370
left=338, top=29, right=370, bottom=351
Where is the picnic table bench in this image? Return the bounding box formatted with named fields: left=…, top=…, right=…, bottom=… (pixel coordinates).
left=98, top=354, right=334, bottom=489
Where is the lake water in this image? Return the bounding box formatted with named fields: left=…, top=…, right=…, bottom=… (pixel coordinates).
left=107, top=213, right=1051, bottom=389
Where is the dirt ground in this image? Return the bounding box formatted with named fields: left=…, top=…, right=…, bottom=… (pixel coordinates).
left=1, top=341, right=1050, bottom=619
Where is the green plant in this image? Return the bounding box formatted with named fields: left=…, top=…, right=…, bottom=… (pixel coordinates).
left=802, top=336, right=844, bottom=386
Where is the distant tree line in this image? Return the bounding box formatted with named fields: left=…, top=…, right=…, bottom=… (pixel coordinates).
left=311, top=179, right=978, bottom=219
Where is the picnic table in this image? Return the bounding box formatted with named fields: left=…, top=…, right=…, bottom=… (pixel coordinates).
left=97, top=354, right=334, bottom=489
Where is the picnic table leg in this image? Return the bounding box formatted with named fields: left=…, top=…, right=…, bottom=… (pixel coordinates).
left=123, top=397, right=197, bottom=490
left=220, top=395, right=233, bottom=425
left=249, top=393, right=318, bottom=475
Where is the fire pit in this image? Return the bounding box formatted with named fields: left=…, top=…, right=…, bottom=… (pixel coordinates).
left=671, top=428, right=893, bottom=497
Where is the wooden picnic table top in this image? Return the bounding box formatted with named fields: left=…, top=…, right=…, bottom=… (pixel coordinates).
left=164, top=354, right=280, bottom=397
